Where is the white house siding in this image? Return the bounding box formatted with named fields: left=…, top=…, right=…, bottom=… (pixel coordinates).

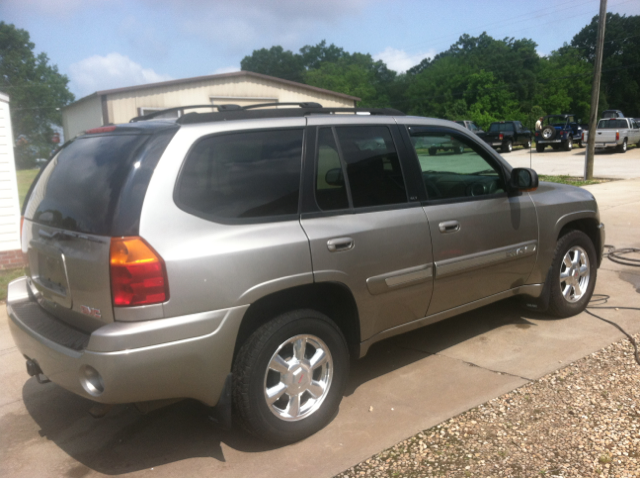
left=106, top=74, right=356, bottom=124
left=62, top=94, right=103, bottom=140
left=0, top=93, right=23, bottom=264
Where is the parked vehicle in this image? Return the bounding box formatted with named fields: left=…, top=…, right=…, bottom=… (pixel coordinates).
left=8, top=104, right=604, bottom=444
left=535, top=114, right=584, bottom=152
left=455, top=120, right=485, bottom=137
left=584, top=117, right=640, bottom=153
left=482, top=121, right=531, bottom=152
left=602, top=110, right=625, bottom=119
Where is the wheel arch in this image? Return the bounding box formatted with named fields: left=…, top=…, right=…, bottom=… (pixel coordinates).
left=233, top=282, right=361, bottom=361
left=557, top=216, right=603, bottom=267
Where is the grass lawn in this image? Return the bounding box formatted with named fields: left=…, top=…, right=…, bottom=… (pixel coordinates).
left=538, top=175, right=608, bottom=187
left=0, top=267, right=25, bottom=302
left=16, top=168, right=40, bottom=210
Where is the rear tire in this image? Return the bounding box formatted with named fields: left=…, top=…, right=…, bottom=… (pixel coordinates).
left=547, top=230, right=597, bottom=318
left=428, top=147, right=437, bottom=156
left=563, top=136, right=573, bottom=151
left=616, top=139, right=627, bottom=153
left=232, top=309, right=349, bottom=444
left=536, top=143, right=545, bottom=153
left=525, top=140, right=531, bottom=149
left=502, top=140, right=513, bottom=153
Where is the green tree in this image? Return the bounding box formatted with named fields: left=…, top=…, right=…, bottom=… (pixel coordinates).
left=0, top=22, right=74, bottom=168
left=240, top=45, right=305, bottom=83
left=571, top=13, right=640, bottom=115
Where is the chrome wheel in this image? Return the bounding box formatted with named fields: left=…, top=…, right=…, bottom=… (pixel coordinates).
left=559, top=246, right=590, bottom=303
left=264, top=334, right=333, bottom=422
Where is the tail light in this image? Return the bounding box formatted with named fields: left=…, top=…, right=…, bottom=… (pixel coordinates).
left=499, top=133, right=504, bottom=140
left=85, top=126, right=117, bottom=135
left=616, top=132, right=620, bottom=141
left=110, top=237, right=169, bottom=307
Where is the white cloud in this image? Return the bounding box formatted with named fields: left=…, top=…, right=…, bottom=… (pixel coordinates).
left=69, top=53, right=172, bottom=98
left=374, top=47, right=436, bottom=73
left=214, top=66, right=239, bottom=75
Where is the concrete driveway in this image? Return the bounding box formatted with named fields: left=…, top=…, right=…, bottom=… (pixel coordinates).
left=1, top=179, right=639, bottom=478
left=504, top=143, right=640, bottom=179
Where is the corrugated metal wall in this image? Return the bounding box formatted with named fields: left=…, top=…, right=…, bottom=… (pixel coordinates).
left=62, top=95, right=103, bottom=140
left=0, top=94, right=22, bottom=252
left=107, top=75, right=355, bottom=124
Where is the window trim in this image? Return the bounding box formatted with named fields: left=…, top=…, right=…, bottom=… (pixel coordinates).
left=403, top=125, right=512, bottom=205
left=172, top=127, right=306, bottom=225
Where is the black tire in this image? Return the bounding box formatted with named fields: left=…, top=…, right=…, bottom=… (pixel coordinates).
left=232, top=309, right=349, bottom=444
left=456, top=145, right=465, bottom=154
left=541, top=125, right=556, bottom=141
left=502, top=140, right=513, bottom=153
left=525, top=140, right=531, bottom=149
left=428, top=147, right=437, bottom=156
left=563, top=136, right=573, bottom=151
left=547, top=230, right=597, bottom=318
left=578, top=139, right=584, bottom=148
left=616, top=139, right=627, bottom=153
left=536, top=143, right=545, bottom=153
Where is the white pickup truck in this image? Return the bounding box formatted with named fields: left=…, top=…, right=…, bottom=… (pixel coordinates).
left=585, top=117, right=640, bottom=153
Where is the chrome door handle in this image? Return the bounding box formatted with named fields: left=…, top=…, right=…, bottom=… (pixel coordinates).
left=327, top=237, right=354, bottom=252
left=439, top=220, right=460, bottom=233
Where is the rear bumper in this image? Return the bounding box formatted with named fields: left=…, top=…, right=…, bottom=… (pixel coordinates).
left=595, top=142, right=618, bottom=149
left=7, top=277, right=247, bottom=406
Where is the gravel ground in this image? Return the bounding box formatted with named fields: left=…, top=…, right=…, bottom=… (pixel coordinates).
left=337, top=334, right=640, bottom=478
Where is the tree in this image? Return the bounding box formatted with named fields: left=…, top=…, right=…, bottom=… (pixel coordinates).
left=0, top=22, right=74, bottom=168
left=240, top=45, right=305, bottom=83
left=571, top=13, right=640, bottom=116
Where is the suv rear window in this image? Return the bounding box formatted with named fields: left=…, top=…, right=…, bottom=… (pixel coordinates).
left=176, top=129, right=303, bottom=221
left=24, top=131, right=174, bottom=236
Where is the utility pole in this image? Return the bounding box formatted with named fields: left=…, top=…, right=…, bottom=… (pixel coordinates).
left=584, top=0, right=607, bottom=180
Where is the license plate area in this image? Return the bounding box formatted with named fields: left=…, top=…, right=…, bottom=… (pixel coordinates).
left=29, top=241, right=72, bottom=308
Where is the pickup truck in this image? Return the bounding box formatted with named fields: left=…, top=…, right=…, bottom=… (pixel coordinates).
left=535, top=114, right=584, bottom=152
left=483, top=121, right=531, bottom=153
left=585, top=117, right=640, bottom=153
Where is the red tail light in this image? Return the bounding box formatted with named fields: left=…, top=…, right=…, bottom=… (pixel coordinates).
left=20, top=216, right=24, bottom=246
left=85, top=126, right=117, bottom=135
left=110, top=237, right=169, bottom=307
left=499, top=133, right=504, bottom=140
left=616, top=132, right=620, bottom=141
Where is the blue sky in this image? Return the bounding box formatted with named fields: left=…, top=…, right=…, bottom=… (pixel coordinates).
left=2, top=0, right=639, bottom=100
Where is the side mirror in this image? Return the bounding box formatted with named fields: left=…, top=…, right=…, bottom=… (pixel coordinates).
left=325, top=168, right=344, bottom=186
left=510, top=168, right=539, bottom=192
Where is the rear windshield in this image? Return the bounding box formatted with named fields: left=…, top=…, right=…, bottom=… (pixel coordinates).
left=24, top=131, right=174, bottom=236
left=598, top=119, right=627, bottom=129
left=488, top=123, right=514, bottom=133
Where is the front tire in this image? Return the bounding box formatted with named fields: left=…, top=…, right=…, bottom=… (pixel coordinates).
left=232, top=309, right=349, bottom=444
left=547, top=230, right=597, bottom=318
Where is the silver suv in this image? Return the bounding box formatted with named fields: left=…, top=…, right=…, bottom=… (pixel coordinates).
left=8, top=104, right=604, bottom=443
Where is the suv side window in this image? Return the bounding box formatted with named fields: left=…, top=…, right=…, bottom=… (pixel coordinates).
left=406, top=127, right=506, bottom=201
left=176, top=128, right=303, bottom=221
left=314, top=126, right=408, bottom=210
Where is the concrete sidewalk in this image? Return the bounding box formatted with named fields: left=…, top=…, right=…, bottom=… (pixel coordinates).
left=1, top=180, right=639, bottom=478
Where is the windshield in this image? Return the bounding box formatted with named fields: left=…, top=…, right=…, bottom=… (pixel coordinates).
left=545, top=116, right=569, bottom=126
left=488, top=123, right=514, bottom=133
left=598, top=119, right=627, bottom=129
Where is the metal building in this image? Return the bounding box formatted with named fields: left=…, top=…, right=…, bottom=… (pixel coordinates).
left=62, top=71, right=360, bottom=140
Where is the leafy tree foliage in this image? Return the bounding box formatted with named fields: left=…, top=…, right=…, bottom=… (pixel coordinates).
left=0, top=22, right=74, bottom=168
left=240, top=45, right=305, bottom=83
left=571, top=13, right=640, bottom=116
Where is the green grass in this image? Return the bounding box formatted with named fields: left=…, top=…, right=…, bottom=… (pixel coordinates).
left=16, top=168, right=39, bottom=210
left=0, top=267, right=25, bottom=302
left=539, top=175, right=605, bottom=187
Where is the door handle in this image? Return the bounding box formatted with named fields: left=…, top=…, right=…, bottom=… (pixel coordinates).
left=327, top=237, right=354, bottom=252
left=439, top=220, right=460, bottom=233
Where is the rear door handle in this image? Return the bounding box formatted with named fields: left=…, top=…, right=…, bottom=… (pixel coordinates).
left=327, top=237, right=354, bottom=252
left=439, top=220, right=460, bottom=233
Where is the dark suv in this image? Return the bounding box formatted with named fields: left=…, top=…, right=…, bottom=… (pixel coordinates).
left=8, top=104, right=604, bottom=443
left=536, top=114, right=584, bottom=152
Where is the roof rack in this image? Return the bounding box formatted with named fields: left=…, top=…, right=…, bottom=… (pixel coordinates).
left=130, top=102, right=405, bottom=124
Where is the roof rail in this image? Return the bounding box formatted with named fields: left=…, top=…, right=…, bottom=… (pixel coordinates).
left=176, top=106, right=406, bottom=125
left=130, top=104, right=244, bottom=122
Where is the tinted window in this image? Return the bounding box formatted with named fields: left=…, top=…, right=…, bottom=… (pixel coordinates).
left=315, top=128, right=349, bottom=211
left=176, top=129, right=303, bottom=220
left=334, top=126, right=407, bottom=209
left=25, top=133, right=156, bottom=235
left=488, top=123, right=514, bottom=133
left=407, top=126, right=505, bottom=200
left=598, top=119, right=627, bottom=129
